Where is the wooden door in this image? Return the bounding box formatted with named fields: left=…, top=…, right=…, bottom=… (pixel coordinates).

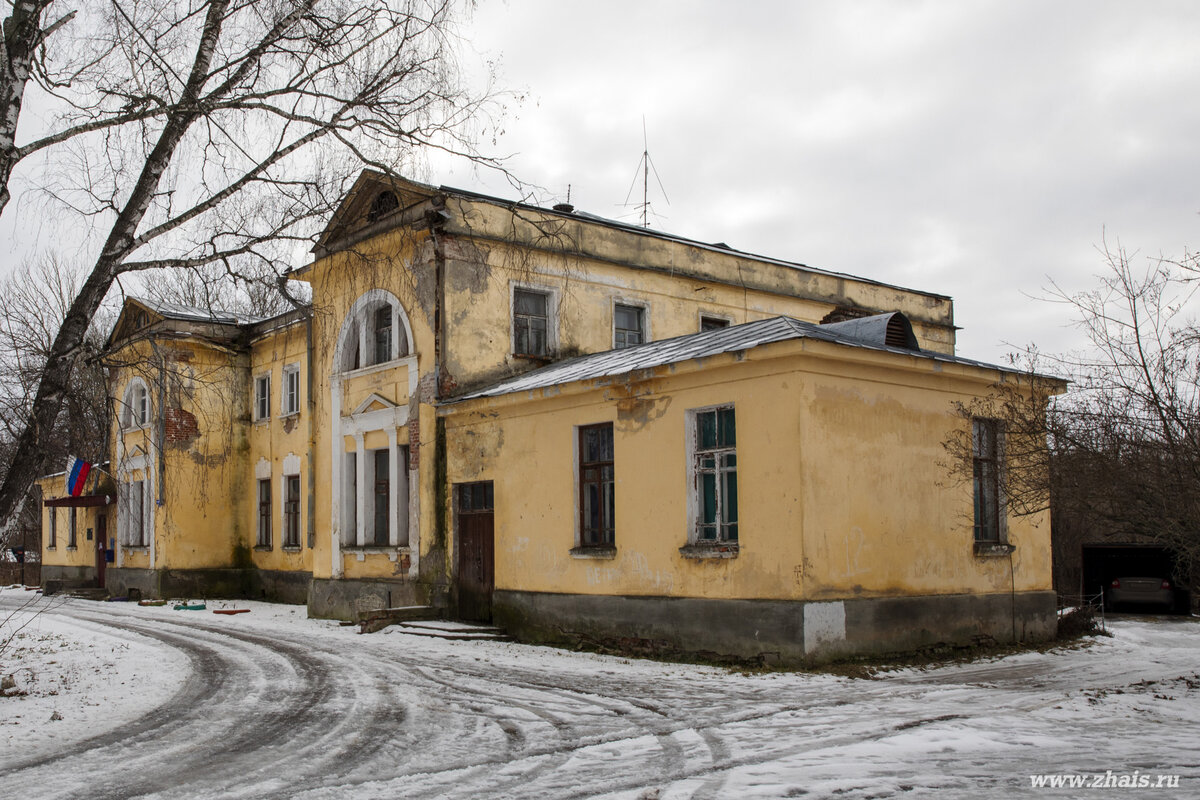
left=456, top=481, right=494, bottom=622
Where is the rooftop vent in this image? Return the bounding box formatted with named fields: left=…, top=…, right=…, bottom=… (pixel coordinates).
left=819, top=311, right=920, bottom=351
left=552, top=202, right=574, bottom=213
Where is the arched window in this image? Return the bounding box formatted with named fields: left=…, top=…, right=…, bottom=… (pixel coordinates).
left=336, top=291, right=413, bottom=373
left=121, top=379, right=150, bottom=429
left=367, top=191, right=399, bottom=223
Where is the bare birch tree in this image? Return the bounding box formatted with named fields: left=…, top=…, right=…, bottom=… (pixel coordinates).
left=0, top=0, right=505, bottom=533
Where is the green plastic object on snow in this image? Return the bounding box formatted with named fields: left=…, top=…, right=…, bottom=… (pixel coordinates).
left=173, top=602, right=207, bottom=611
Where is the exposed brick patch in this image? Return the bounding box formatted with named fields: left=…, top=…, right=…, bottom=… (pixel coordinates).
left=407, top=417, right=419, bottom=469
left=165, top=406, right=200, bottom=446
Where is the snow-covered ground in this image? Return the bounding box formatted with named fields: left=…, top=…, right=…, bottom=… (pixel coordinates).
left=1, top=586, right=1197, bottom=799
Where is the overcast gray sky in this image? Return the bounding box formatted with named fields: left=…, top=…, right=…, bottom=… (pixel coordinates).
left=440, top=1, right=1200, bottom=363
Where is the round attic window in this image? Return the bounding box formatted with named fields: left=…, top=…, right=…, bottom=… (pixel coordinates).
left=367, top=190, right=399, bottom=223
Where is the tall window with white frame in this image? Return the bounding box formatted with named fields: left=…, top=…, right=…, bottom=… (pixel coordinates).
left=614, top=304, right=644, bottom=349
left=282, top=366, right=300, bottom=416
left=972, top=418, right=1003, bottom=543
left=284, top=475, right=301, bottom=548
left=123, top=380, right=149, bottom=428
left=254, top=374, right=271, bottom=420
left=694, top=407, right=738, bottom=543
left=127, top=479, right=148, bottom=547
left=513, top=288, right=549, bottom=357
left=257, top=478, right=271, bottom=548
left=373, top=306, right=392, bottom=365
left=578, top=423, right=615, bottom=548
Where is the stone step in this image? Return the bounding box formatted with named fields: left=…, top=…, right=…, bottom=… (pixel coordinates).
left=391, top=621, right=511, bottom=641
left=357, top=604, right=444, bottom=633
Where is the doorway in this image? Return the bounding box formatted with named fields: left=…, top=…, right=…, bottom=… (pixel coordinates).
left=455, top=481, right=494, bottom=622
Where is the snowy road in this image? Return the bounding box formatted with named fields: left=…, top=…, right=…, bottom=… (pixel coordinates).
left=1, top=591, right=1198, bottom=799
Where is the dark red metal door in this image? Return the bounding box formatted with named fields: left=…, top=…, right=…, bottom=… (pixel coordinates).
left=456, top=482, right=494, bottom=622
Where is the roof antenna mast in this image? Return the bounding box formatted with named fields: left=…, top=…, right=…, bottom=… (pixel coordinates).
left=623, top=117, right=670, bottom=228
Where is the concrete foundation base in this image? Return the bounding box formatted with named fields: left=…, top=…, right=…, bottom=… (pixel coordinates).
left=102, top=567, right=309, bottom=605
left=41, top=565, right=97, bottom=595
left=492, top=589, right=1058, bottom=664
left=307, top=577, right=428, bottom=620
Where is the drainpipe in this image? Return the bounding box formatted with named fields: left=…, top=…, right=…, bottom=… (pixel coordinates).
left=149, top=341, right=166, bottom=577
left=305, top=312, right=315, bottom=549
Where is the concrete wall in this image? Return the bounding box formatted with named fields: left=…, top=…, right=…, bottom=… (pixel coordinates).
left=307, top=576, right=428, bottom=620
left=494, top=589, right=1057, bottom=664
left=41, top=565, right=97, bottom=594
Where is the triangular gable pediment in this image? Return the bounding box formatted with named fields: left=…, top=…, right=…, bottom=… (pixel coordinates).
left=107, top=299, right=165, bottom=348
left=315, top=170, right=439, bottom=253
left=352, top=393, right=399, bottom=416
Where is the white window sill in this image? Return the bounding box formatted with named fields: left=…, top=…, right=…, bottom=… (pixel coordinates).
left=338, top=357, right=413, bottom=380
left=342, top=545, right=411, bottom=562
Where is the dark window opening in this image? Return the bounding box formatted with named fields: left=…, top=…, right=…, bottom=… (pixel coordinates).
left=285, top=475, right=301, bottom=548
left=700, top=316, right=729, bottom=332
left=579, top=423, right=615, bottom=547
left=257, top=478, right=272, bottom=547
left=973, top=418, right=1002, bottom=542
left=458, top=481, right=494, bottom=513
left=373, top=449, right=389, bottom=546
left=367, top=191, right=399, bottom=223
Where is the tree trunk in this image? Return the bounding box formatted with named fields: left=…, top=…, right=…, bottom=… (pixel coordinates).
left=0, top=1, right=50, bottom=216
left=0, top=0, right=232, bottom=534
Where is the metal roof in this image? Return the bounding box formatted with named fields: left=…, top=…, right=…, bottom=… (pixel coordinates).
left=451, top=313, right=1028, bottom=403
left=135, top=297, right=266, bottom=326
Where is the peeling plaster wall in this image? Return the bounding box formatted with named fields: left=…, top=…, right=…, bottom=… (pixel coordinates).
left=442, top=341, right=1053, bottom=605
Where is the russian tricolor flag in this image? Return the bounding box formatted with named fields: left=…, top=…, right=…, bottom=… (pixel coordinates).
left=66, top=456, right=92, bottom=497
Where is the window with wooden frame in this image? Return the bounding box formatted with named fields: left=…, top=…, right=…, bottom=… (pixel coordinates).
left=282, top=365, right=301, bottom=416
left=254, top=374, right=271, bottom=421
left=47, top=508, right=56, bottom=549
left=457, top=481, right=494, bottom=514
left=284, top=475, right=301, bottom=548
left=613, top=304, right=645, bottom=349
left=513, top=288, right=550, bottom=357
left=693, top=406, right=738, bottom=543
left=126, top=479, right=148, bottom=547
left=68, top=508, right=77, bottom=548
left=578, top=423, right=615, bottom=548
left=122, top=380, right=150, bottom=429
left=972, top=418, right=1003, bottom=543
left=257, top=478, right=272, bottom=548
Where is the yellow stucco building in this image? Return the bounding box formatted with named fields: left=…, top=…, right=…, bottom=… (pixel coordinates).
left=39, top=172, right=1059, bottom=662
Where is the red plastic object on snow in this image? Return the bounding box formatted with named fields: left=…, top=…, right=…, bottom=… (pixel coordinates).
left=213, top=609, right=250, bottom=615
